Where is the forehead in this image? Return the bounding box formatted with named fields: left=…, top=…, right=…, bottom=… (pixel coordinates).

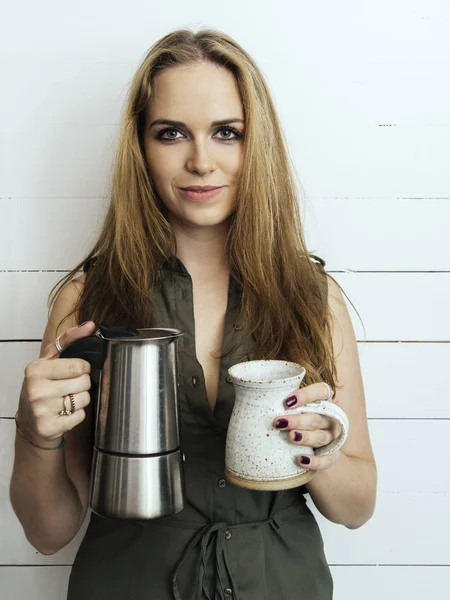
left=147, top=62, right=244, bottom=122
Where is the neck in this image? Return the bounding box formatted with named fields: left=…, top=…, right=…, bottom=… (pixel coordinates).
left=170, top=218, right=231, bottom=279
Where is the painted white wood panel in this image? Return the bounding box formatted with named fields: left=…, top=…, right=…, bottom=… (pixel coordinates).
left=332, top=273, right=450, bottom=341
left=0, top=199, right=106, bottom=271
left=0, top=567, right=71, bottom=600
left=293, top=124, right=450, bottom=199
left=1, top=198, right=449, bottom=271
left=2, top=1, right=448, bottom=65
left=1, top=418, right=448, bottom=564
left=1, top=342, right=448, bottom=419
left=356, top=342, right=450, bottom=419
left=331, top=567, right=450, bottom=600
left=303, top=198, right=450, bottom=272
left=1, top=272, right=449, bottom=340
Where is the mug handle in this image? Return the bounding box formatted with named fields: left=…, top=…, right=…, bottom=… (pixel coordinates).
left=286, top=400, right=349, bottom=456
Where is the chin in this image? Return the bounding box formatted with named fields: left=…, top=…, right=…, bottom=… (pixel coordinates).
left=185, top=213, right=233, bottom=228
left=168, top=203, right=235, bottom=227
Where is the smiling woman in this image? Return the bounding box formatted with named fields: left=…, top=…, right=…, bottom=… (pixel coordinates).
left=10, top=26, right=376, bottom=600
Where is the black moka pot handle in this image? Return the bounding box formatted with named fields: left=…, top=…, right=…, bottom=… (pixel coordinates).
left=59, top=324, right=139, bottom=370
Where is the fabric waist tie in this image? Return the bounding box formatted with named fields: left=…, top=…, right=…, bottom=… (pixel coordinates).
left=154, top=501, right=308, bottom=600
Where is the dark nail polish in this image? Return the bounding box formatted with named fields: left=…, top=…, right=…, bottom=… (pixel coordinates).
left=285, top=395, right=297, bottom=407
left=275, top=418, right=288, bottom=429
left=300, top=456, right=310, bottom=465
left=78, top=321, right=90, bottom=327
left=294, top=431, right=302, bottom=442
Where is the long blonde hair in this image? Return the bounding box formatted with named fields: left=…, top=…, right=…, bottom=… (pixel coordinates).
left=50, top=27, right=362, bottom=393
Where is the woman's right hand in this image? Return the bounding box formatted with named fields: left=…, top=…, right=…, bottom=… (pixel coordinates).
left=16, top=321, right=97, bottom=448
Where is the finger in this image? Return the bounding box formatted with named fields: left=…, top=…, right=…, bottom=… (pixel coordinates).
left=41, top=321, right=96, bottom=359
left=273, top=413, right=329, bottom=431
left=288, top=428, right=335, bottom=448
left=26, top=357, right=91, bottom=381
left=36, top=402, right=90, bottom=439
left=25, top=373, right=92, bottom=405
left=296, top=450, right=341, bottom=471
left=283, top=381, right=334, bottom=408
left=46, top=391, right=91, bottom=420
left=24, top=391, right=91, bottom=442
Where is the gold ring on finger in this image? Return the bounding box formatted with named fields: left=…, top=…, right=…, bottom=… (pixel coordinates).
left=58, top=394, right=74, bottom=417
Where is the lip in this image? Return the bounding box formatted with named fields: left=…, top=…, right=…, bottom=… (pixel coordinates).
left=180, top=185, right=223, bottom=191
left=178, top=186, right=225, bottom=201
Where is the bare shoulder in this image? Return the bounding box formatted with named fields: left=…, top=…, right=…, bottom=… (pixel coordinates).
left=40, top=273, right=93, bottom=518
left=325, top=275, right=350, bottom=333
left=325, top=273, right=344, bottom=302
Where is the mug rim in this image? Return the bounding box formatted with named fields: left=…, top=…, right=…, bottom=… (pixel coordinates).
left=228, top=359, right=306, bottom=385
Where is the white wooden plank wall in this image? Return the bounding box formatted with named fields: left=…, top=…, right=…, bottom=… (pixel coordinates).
left=1, top=1, right=449, bottom=598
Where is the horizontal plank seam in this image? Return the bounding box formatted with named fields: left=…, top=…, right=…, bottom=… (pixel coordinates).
left=0, top=270, right=71, bottom=273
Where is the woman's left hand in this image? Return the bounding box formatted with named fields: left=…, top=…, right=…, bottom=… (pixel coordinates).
left=272, top=382, right=343, bottom=471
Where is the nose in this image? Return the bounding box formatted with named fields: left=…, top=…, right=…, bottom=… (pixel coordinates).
left=185, top=139, right=216, bottom=175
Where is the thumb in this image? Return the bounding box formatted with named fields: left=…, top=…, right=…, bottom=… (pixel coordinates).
left=42, top=321, right=97, bottom=359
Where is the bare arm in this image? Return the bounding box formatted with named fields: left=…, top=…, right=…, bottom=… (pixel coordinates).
left=304, top=275, right=378, bottom=528
left=9, top=275, right=96, bottom=555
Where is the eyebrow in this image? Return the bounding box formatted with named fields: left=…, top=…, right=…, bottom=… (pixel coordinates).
left=148, top=118, right=244, bottom=130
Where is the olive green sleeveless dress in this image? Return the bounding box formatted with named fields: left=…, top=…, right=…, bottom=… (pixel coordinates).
left=67, top=255, right=333, bottom=600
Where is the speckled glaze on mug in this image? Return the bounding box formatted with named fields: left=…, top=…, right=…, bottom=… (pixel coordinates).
left=225, top=360, right=349, bottom=491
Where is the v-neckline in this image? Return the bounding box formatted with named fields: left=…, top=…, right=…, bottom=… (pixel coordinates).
left=167, top=256, right=241, bottom=421
left=191, top=272, right=234, bottom=417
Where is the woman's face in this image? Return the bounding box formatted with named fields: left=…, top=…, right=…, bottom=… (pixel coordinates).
left=143, top=61, right=245, bottom=231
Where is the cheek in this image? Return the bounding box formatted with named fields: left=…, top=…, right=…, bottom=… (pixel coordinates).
left=227, top=148, right=244, bottom=181
left=144, top=145, right=176, bottom=183
left=147, top=158, right=169, bottom=184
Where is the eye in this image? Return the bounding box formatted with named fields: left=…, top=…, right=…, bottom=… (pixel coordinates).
left=215, top=126, right=242, bottom=141
left=157, top=128, right=182, bottom=141
left=156, top=125, right=243, bottom=143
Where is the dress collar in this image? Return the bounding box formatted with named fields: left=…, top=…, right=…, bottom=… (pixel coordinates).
left=162, top=255, right=190, bottom=276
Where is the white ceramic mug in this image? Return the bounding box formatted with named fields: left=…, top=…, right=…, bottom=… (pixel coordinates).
left=225, top=360, right=349, bottom=490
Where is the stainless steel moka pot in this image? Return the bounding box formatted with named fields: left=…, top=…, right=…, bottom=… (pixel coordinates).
left=60, top=324, right=186, bottom=520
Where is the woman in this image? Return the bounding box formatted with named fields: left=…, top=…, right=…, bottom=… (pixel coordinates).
left=10, top=28, right=377, bottom=599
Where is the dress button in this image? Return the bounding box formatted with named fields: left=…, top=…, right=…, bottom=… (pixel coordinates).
left=226, top=375, right=232, bottom=384
left=218, top=478, right=226, bottom=488
left=213, top=428, right=220, bottom=436
left=191, top=376, right=198, bottom=387
left=224, top=588, right=233, bottom=597
left=225, top=529, right=232, bottom=540
left=233, top=323, right=242, bottom=330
